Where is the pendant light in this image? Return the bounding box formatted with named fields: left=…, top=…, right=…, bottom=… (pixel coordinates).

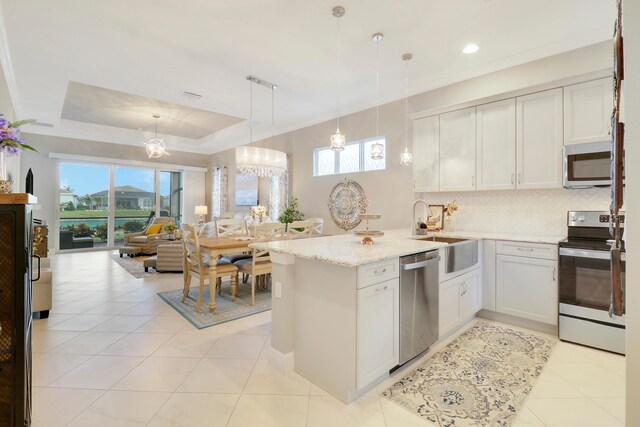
left=330, top=6, right=346, bottom=151
left=235, top=76, right=287, bottom=177
left=142, top=114, right=170, bottom=158
left=370, top=32, right=384, bottom=160
left=400, top=53, right=413, bottom=165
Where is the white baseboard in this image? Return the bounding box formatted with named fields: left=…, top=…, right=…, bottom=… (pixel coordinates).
left=268, top=347, right=294, bottom=374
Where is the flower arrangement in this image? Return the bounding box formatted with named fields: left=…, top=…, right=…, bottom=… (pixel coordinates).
left=444, top=200, right=458, bottom=217
left=164, top=224, right=179, bottom=232
left=0, top=114, right=37, bottom=156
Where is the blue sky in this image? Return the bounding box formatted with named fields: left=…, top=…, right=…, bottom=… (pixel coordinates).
left=60, top=163, right=170, bottom=196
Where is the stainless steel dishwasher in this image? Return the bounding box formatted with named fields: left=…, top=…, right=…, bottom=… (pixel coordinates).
left=398, top=251, right=440, bottom=366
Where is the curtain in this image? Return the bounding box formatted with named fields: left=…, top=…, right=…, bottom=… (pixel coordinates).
left=269, top=171, right=288, bottom=221
left=212, top=166, right=228, bottom=218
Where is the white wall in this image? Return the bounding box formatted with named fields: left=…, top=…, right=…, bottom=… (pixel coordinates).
left=182, top=170, right=206, bottom=224
left=0, top=62, right=20, bottom=186
left=624, top=1, right=640, bottom=424
left=212, top=42, right=612, bottom=236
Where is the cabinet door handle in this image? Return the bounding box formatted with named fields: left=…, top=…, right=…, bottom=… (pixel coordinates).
left=517, top=173, right=522, bottom=184
left=517, top=247, right=534, bottom=252
left=511, top=174, right=514, bottom=185
left=553, top=267, right=557, bottom=282
left=471, top=176, right=475, bottom=186
left=374, top=268, right=387, bottom=275
left=375, top=285, right=389, bottom=292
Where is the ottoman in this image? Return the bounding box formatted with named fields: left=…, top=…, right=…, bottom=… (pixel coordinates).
left=119, top=246, right=142, bottom=258
left=156, top=243, right=184, bottom=272
left=144, top=256, right=157, bottom=272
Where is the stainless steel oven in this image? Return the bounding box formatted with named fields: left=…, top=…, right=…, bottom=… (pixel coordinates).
left=563, top=141, right=618, bottom=188
left=558, top=211, right=625, bottom=354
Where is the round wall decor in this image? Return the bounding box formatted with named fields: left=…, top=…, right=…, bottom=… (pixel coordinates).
left=327, top=179, right=367, bottom=231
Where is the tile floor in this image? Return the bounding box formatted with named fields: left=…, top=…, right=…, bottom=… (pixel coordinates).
left=31, top=250, right=626, bottom=426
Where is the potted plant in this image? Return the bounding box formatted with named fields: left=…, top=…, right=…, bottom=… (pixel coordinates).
left=278, top=197, right=305, bottom=231
left=164, top=223, right=179, bottom=240
left=0, top=114, right=37, bottom=193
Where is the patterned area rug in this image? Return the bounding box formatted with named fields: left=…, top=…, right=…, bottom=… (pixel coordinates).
left=110, top=253, right=157, bottom=279
left=382, top=322, right=556, bottom=427
left=157, top=279, right=271, bottom=329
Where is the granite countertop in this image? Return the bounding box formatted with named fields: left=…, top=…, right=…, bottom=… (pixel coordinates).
left=251, top=228, right=565, bottom=267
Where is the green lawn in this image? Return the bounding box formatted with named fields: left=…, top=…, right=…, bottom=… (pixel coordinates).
left=59, top=209, right=152, bottom=218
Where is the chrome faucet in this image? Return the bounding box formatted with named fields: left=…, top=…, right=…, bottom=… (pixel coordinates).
left=412, top=199, right=433, bottom=237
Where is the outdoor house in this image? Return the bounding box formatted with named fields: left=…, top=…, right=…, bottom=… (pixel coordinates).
left=91, top=185, right=155, bottom=210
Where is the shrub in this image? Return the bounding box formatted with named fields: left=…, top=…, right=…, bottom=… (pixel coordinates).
left=121, top=221, right=144, bottom=233
left=74, top=223, right=91, bottom=237
left=94, top=223, right=108, bottom=240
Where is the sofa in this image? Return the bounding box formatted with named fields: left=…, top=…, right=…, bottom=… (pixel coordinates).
left=32, top=257, right=53, bottom=318
left=123, top=217, right=175, bottom=255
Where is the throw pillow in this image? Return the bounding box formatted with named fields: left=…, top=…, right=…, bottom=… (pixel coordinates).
left=145, top=224, right=163, bottom=235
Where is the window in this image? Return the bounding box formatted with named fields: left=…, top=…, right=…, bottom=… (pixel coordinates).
left=313, top=137, right=385, bottom=177
left=58, top=162, right=183, bottom=251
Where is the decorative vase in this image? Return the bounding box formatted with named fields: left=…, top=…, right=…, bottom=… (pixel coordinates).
left=444, top=216, right=455, bottom=232
left=0, top=151, right=13, bottom=193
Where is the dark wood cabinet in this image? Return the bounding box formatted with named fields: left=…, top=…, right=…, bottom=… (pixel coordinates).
left=0, top=194, right=35, bottom=427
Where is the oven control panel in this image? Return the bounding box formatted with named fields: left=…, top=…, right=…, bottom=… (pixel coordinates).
left=568, top=211, right=625, bottom=228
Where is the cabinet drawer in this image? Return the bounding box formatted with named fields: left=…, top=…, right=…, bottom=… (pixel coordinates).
left=496, top=241, right=557, bottom=261
left=357, top=258, right=399, bottom=289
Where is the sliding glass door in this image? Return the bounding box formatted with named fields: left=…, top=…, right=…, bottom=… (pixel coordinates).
left=113, top=167, right=156, bottom=247
left=59, top=163, right=110, bottom=250
left=58, top=162, right=183, bottom=251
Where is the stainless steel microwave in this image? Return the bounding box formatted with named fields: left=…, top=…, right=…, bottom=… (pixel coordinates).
left=563, top=141, right=620, bottom=188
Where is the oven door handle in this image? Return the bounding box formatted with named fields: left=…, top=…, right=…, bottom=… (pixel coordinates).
left=559, top=247, right=625, bottom=261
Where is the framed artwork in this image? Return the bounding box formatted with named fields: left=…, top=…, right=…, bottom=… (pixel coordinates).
left=235, top=174, right=258, bottom=206
left=427, top=205, right=445, bottom=231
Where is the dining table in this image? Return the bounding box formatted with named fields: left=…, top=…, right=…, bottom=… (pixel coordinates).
left=197, top=233, right=328, bottom=312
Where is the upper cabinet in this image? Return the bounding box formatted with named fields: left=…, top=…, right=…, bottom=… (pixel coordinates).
left=439, top=107, right=476, bottom=192
left=564, top=78, right=613, bottom=145
left=476, top=99, right=516, bottom=190
left=413, top=115, right=440, bottom=192
left=516, top=88, right=563, bottom=189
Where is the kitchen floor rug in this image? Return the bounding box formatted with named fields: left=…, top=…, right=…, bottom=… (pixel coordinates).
left=381, top=321, right=556, bottom=427
left=110, top=253, right=157, bottom=279
left=157, top=278, right=271, bottom=329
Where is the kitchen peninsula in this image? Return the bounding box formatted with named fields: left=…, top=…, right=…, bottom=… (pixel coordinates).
left=252, top=230, right=446, bottom=402
left=253, top=228, right=564, bottom=403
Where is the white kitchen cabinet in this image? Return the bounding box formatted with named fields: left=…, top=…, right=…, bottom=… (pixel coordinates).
left=482, top=240, right=497, bottom=311
left=439, top=268, right=482, bottom=337
left=439, top=107, right=476, bottom=191
left=564, top=78, right=613, bottom=146
left=496, top=254, right=558, bottom=325
left=476, top=99, right=516, bottom=190
left=413, top=115, right=440, bottom=192
left=516, top=88, right=563, bottom=189
left=356, top=277, right=399, bottom=388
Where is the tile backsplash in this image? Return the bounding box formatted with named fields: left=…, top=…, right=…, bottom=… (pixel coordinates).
left=423, top=187, right=611, bottom=237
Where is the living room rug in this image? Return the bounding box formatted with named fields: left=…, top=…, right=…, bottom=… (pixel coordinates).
left=381, top=322, right=556, bottom=427
left=157, top=279, right=271, bottom=329
left=110, top=253, right=156, bottom=279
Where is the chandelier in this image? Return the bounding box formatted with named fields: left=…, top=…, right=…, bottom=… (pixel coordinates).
left=235, top=76, right=287, bottom=177
left=400, top=53, right=414, bottom=165
left=330, top=6, right=346, bottom=151
left=142, top=114, right=170, bottom=158
left=371, top=33, right=384, bottom=160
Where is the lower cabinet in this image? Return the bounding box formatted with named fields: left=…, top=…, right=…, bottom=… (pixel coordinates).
left=496, top=254, right=558, bottom=325
left=439, top=268, right=482, bottom=338
left=356, top=277, right=399, bottom=388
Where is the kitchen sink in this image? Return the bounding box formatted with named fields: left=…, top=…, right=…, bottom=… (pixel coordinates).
left=414, top=236, right=468, bottom=244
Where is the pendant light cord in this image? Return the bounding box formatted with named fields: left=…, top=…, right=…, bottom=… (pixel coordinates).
left=272, top=86, right=275, bottom=146
left=249, top=79, right=253, bottom=145
left=376, top=38, right=380, bottom=136
left=154, top=117, right=158, bottom=139
left=405, top=59, right=409, bottom=150
left=337, top=16, right=341, bottom=131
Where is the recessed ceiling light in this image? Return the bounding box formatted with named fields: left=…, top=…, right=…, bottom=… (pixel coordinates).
left=463, top=43, right=479, bottom=54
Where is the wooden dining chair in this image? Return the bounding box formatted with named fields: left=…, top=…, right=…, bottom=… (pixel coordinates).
left=181, top=223, right=239, bottom=313
left=215, top=219, right=246, bottom=236
left=234, top=222, right=285, bottom=305
left=287, top=220, right=313, bottom=237
left=307, top=217, right=324, bottom=234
